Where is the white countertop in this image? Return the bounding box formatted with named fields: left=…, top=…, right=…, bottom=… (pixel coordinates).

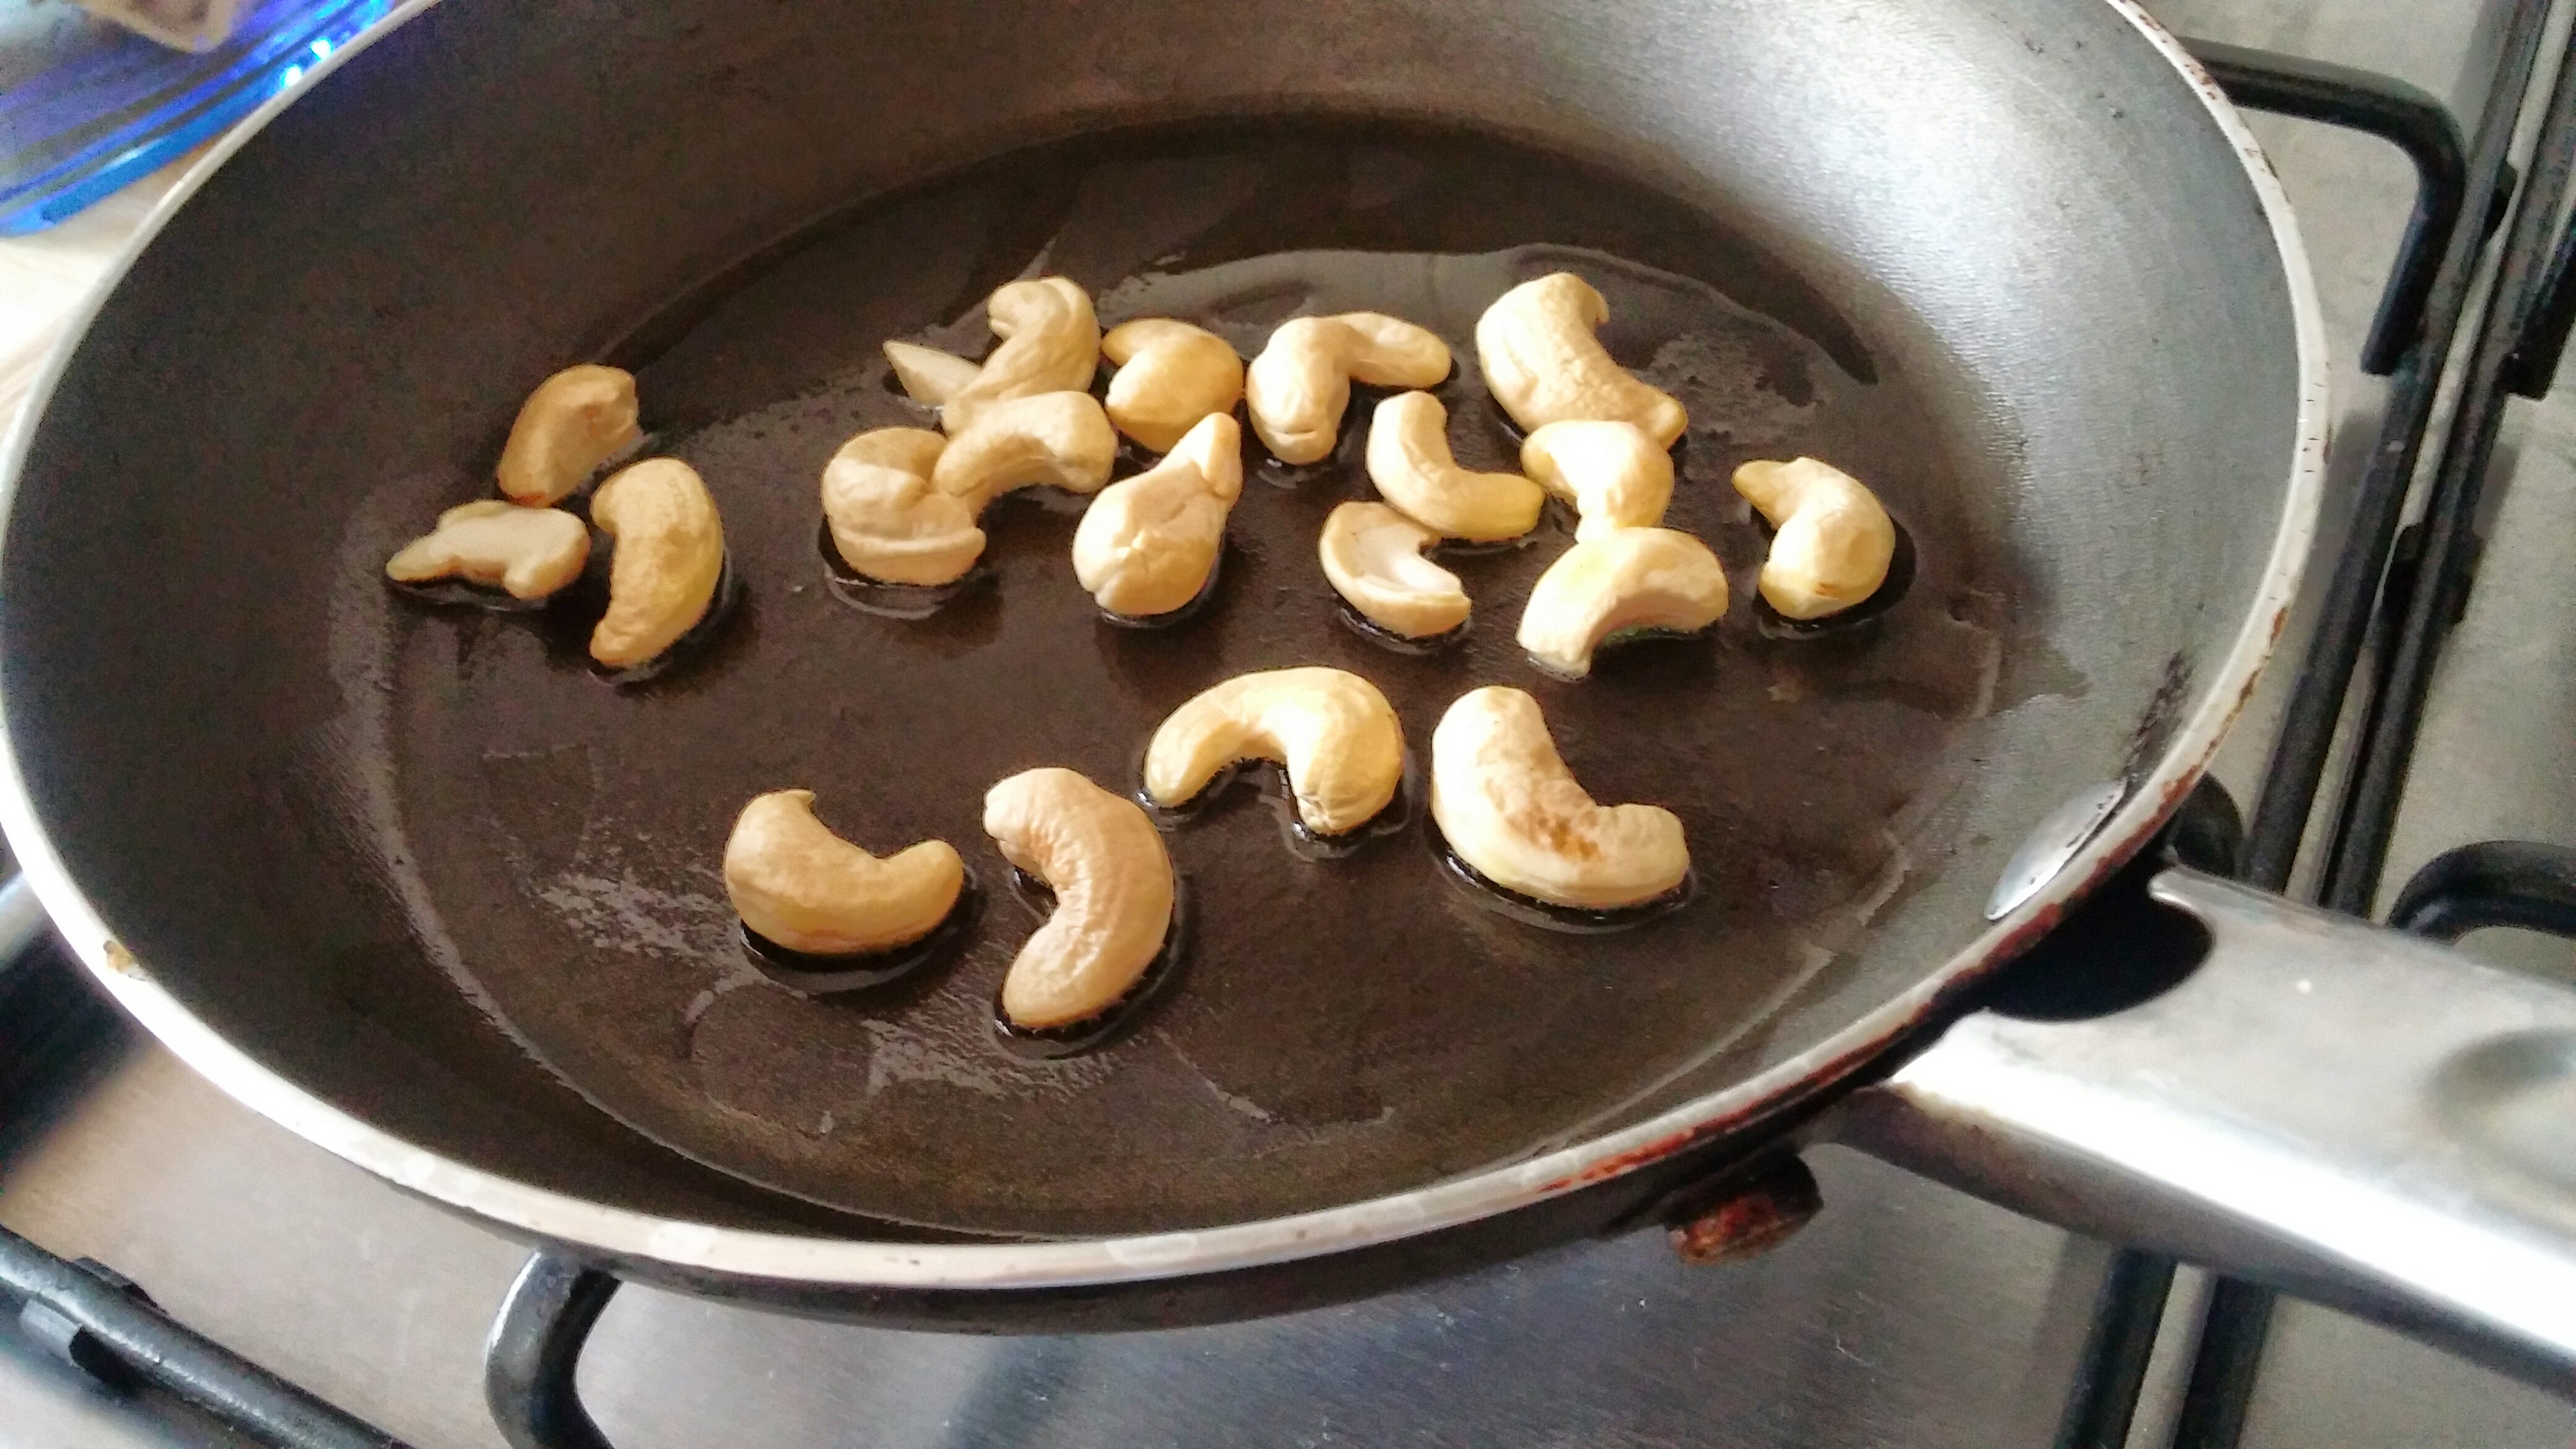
left=0, top=160, right=185, bottom=420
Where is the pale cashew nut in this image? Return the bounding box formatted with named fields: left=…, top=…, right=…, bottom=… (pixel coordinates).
left=1519, top=420, right=1674, bottom=541
left=983, top=767, right=1177, bottom=1030
left=1516, top=527, right=1730, bottom=678
left=1474, top=273, right=1686, bottom=446
left=385, top=500, right=590, bottom=600
left=497, top=363, right=643, bottom=505
left=881, top=342, right=982, bottom=409
left=1317, top=501, right=1469, bottom=639
left=1365, top=391, right=1544, bottom=542
left=1430, top=685, right=1689, bottom=909
left=1731, top=457, right=1897, bottom=620
left=722, top=791, right=965, bottom=955
left=884, top=277, right=1100, bottom=434
left=1142, top=666, right=1405, bottom=837
left=588, top=458, right=726, bottom=669
left=929, top=391, right=1117, bottom=510
left=1243, top=313, right=1451, bottom=464
left=820, top=427, right=987, bottom=586
left=1070, top=412, right=1242, bottom=617
left=1102, top=319, right=1245, bottom=453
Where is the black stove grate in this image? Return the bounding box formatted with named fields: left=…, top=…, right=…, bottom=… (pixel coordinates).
left=2177, top=13, right=2576, bottom=1449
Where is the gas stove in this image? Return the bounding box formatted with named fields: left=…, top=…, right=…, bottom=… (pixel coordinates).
left=4, top=1, right=2575, bottom=1446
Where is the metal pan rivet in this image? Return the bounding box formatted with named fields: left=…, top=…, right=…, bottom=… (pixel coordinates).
left=1984, top=780, right=2128, bottom=921
left=1668, top=1155, right=1824, bottom=1266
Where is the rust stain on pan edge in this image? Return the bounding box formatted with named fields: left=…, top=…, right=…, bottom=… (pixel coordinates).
left=1539, top=899, right=2073, bottom=1190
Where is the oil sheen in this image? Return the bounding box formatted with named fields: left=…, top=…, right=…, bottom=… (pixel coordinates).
left=385, top=121, right=2006, bottom=1236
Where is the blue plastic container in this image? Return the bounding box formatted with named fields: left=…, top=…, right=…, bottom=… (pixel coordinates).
left=0, top=0, right=394, bottom=235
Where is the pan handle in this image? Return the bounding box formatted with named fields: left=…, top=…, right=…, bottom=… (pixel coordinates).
left=1826, top=867, right=2576, bottom=1396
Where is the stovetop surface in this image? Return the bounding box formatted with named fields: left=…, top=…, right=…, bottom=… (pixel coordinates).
left=6, top=1, right=2576, bottom=1446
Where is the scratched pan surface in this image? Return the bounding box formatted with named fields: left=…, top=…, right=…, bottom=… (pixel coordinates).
left=0, top=0, right=2308, bottom=1247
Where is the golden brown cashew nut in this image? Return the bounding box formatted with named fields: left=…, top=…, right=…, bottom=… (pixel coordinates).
left=722, top=791, right=965, bottom=955
left=588, top=458, right=725, bottom=669
left=1516, top=527, right=1730, bottom=677
left=385, top=500, right=590, bottom=600
left=1430, top=685, right=1689, bottom=908
left=984, top=767, right=1177, bottom=1030
left=1365, top=391, right=1544, bottom=542
left=820, top=427, right=987, bottom=586
left=1071, top=412, right=1243, bottom=617
left=497, top=364, right=642, bottom=505
left=1519, top=420, right=1674, bottom=541
left=1732, top=457, right=1897, bottom=620
left=1243, top=313, right=1451, bottom=464
left=1142, top=666, right=1405, bottom=837
left=1475, top=274, right=1686, bottom=446
left=1317, top=501, right=1470, bottom=639
left=930, top=391, right=1118, bottom=510
left=884, top=277, right=1100, bottom=435
left=1102, top=319, right=1245, bottom=453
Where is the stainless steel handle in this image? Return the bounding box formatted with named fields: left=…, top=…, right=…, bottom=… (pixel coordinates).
left=1827, top=868, right=2576, bottom=1394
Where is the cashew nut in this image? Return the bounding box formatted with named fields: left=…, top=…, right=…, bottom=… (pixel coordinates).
left=929, top=391, right=1117, bottom=510
left=984, top=767, right=1177, bottom=1030
left=1732, top=457, right=1897, bottom=620
left=884, top=277, right=1100, bottom=434
left=881, top=342, right=982, bottom=409
left=1474, top=273, right=1686, bottom=446
left=1102, top=319, right=1245, bottom=453
left=1365, top=391, right=1544, bottom=542
left=497, top=364, right=643, bottom=506
left=1243, top=313, right=1451, bottom=464
left=1430, top=685, right=1689, bottom=909
left=722, top=791, right=965, bottom=955
left=588, top=458, right=726, bottom=669
left=385, top=500, right=590, bottom=600
left=1516, top=527, right=1730, bottom=678
left=1317, top=501, right=1469, bottom=639
left=1142, top=666, right=1405, bottom=837
left=1519, top=420, right=1674, bottom=541
left=1071, top=412, right=1242, bottom=617
left=819, top=427, right=986, bottom=586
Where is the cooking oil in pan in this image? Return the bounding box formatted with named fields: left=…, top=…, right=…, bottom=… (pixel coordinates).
left=1430, top=833, right=1699, bottom=936
left=1748, top=515, right=1920, bottom=639
left=1092, top=542, right=1232, bottom=632
left=815, top=519, right=996, bottom=621
left=1135, top=748, right=1423, bottom=864
left=385, top=119, right=2007, bottom=1233
left=1336, top=600, right=1473, bottom=656
left=735, top=871, right=985, bottom=996
left=990, top=874, right=1194, bottom=1060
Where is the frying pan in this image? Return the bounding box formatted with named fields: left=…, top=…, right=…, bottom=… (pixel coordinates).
left=2, top=0, right=2572, bottom=1390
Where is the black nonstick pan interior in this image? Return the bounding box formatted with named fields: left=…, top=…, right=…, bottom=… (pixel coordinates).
left=367, top=121, right=2005, bottom=1235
